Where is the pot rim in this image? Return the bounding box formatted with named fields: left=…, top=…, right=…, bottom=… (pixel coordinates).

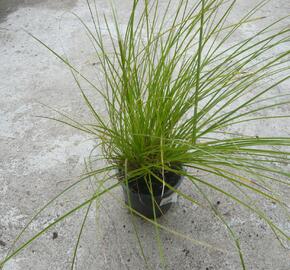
left=121, top=172, right=184, bottom=196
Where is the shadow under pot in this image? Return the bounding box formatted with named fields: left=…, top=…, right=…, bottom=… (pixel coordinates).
left=119, top=169, right=183, bottom=218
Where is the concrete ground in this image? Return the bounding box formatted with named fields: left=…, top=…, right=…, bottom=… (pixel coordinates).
left=0, top=0, right=290, bottom=269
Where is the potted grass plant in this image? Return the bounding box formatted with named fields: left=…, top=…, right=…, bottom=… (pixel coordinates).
left=1, top=0, right=290, bottom=269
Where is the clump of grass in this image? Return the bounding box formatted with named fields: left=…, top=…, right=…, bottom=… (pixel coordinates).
left=1, top=0, right=290, bottom=269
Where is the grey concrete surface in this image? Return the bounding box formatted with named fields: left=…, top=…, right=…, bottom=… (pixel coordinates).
left=0, top=0, right=290, bottom=269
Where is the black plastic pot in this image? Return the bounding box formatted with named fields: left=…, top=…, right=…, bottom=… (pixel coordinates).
left=120, top=169, right=183, bottom=218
